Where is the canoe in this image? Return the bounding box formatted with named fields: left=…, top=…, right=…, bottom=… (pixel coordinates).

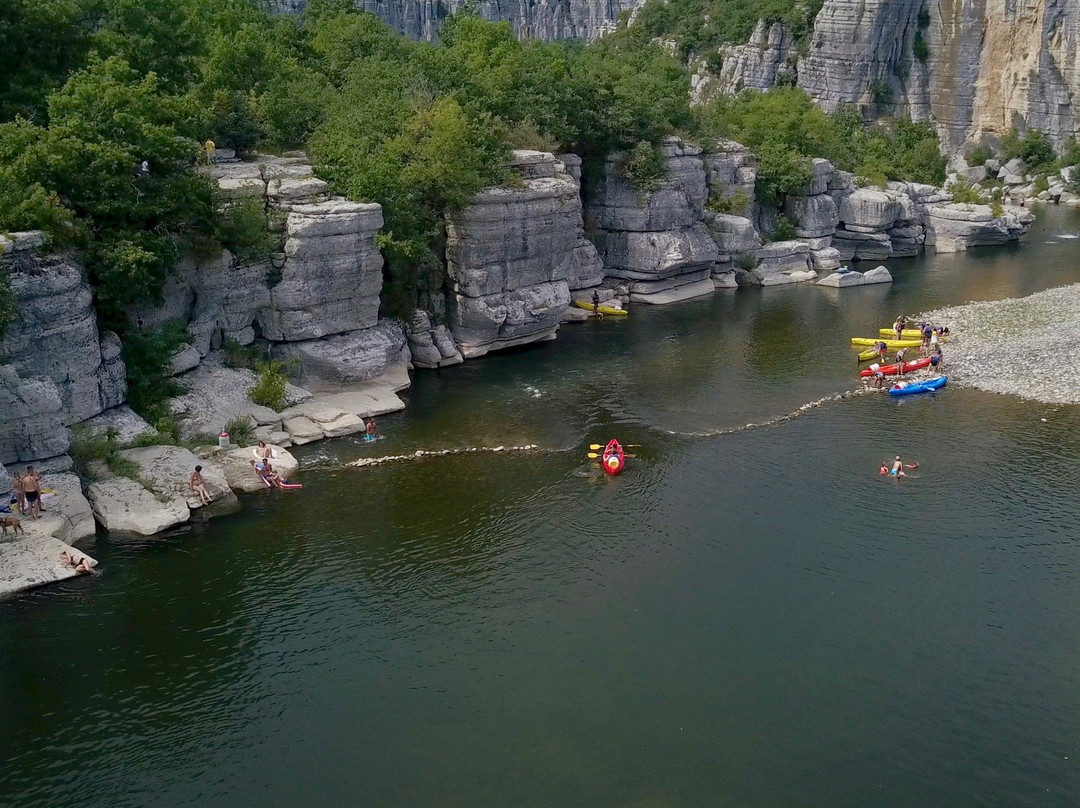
left=877, top=328, right=950, bottom=341
left=602, top=439, right=625, bottom=476
left=573, top=300, right=628, bottom=316
left=878, top=328, right=926, bottom=339
left=851, top=337, right=923, bottom=348
left=859, top=357, right=932, bottom=377
left=888, top=376, right=947, bottom=396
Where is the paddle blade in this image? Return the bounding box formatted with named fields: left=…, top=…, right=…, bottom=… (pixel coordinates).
left=587, top=452, right=599, bottom=459
left=589, top=444, right=603, bottom=450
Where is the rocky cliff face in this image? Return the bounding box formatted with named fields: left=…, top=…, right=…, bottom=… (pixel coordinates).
left=444, top=151, right=587, bottom=357
left=272, top=0, right=639, bottom=39
left=134, top=153, right=407, bottom=387
left=586, top=137, right=720, bottom=304
left=799, top=0, right=1080, bottom=155
left=0, top=233, right=125, bottom=426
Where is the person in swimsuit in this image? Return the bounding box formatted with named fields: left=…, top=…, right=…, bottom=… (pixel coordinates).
left=365, top=418, right=380, bottom=442
left=22, top=467, right=41, bottom=519
left=890, top=456, right=906, bottom=477
left=255, top=441, right=273, bottom=461
left=895, top=347, right=908, bottom=372
left=893, top=318, right=905, bottom=340
left=190, top=465, right=213, bottom=505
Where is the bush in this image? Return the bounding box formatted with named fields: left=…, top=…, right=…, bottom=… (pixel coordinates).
left=223, top=337, right=264, bottom=369
left=215, top=197, right=281, bottom=263
left=248, top=359, right=289, bottom=411
left=624, top=140, right=668, bottom=193
left=708, top=187, right=752, bottom=216
left=1033, top=174, right=1050, bottom=194
left=771, top=213, right=798, bottom=241
left=1000, top=127, right=1056, bottom=170
left=946, top=178, right=985, bottom=205
left=223, top=414, right=255, bottom=446
left=736, top=252, right=758, bottom=270
left=123, top=321, right=187, bottom=422
left=965, top=145, right=993, bottom=166
left=70, top=426, right=141, bottom=483
left=912, top=32, right=929, bottom=62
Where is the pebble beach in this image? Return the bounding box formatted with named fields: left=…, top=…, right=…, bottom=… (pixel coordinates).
left=920, top=282, right=1080, bottom=404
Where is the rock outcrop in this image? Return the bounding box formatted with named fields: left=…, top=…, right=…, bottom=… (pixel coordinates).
left=693, top=20, right=796, bottom=101
left=925, top=203, right=1035, bottom=252
left=407, top=311, right=463, bottom=369
left=0, top=365, right=69, bottom=465
left=0, top=236, right=126, bottom=424
left=816, top=265, right=893, bottom=286
left=444, top=151, right=580, bottom=356
left=587, top=137, right=720, bottom=304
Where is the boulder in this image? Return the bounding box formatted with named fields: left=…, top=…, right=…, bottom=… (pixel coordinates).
left=81, top=406, right=154, bottom=445
left=630, top=278, right=715, bottom=305
left=838, top=188, right=902, bottom=230
left=703, top=21, right=796, bottom=99
left=959, top=165, right=989, bottom=183
left=815, top=265, right=893, bottom=287
left=120, top=445, right=235, bottom=510
left=1000, top=158, right=1025, bottom=177
left=784, top=193, right=839, bottom=238
left=87, top=477, right=189, bottom=536
left=596, top=224, right=719, bottom=280
left=216, top=444, right=300, bottom=493
left=447, top=280, right=570, bottom=359
left=809, top=246, right=843, bottom=271
left=705, top=213, right=762, bottom=257
left=274, top=321, right=410, bottom=386
left=281, top=415, right=323, bottom=444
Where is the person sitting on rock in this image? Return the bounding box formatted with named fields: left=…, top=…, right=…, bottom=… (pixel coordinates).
left=252, top=459, right=276, bottom=488
left=255, top=441, right=274, bottom=462
left=190, top=465, right=213, bottom=505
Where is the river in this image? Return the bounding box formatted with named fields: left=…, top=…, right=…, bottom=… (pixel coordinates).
left=4, top=207, right=1080, bottom=808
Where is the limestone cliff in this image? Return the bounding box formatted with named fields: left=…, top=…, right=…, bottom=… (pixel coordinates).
left=272, top=0, right=640, bottom=39
left=798, top=0, right=1080, bottom=154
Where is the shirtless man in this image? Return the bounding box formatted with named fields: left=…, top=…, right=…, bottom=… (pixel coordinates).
left=22, top=466, right=41, bottom=519
left=190, top=465, right=213, bottom=505
left=890, top=456, right=906, bottom=478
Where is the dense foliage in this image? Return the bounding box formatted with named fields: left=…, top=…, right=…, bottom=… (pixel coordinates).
left=697, top=88, right=947, bottom=201
left=617, top=0, right=824, bottom=67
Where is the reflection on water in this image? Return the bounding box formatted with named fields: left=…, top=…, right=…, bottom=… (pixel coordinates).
left=3, top=207, right=1080, bottom=808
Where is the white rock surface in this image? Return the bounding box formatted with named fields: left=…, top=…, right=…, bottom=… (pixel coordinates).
left=87, top=477, right=190, bottom=536
left=816, top=265, right=893, bottom=287
left=120, top=445, right=236, bottom=510
left=216, top=444, right=300, bottom=493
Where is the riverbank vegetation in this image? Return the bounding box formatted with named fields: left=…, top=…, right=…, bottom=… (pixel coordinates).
left=0, top=0, right=1000, bottom=421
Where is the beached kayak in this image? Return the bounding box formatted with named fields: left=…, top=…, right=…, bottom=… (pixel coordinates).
left=852, top=337, right=923, bottom=348
left=888, top=376, right=947, bottom=396
left=860, top=357, right=932, bottom=377
left=602, top=439, right=625, bottom=476
left=573, top=300, right=629, bottom=316
left=858, top=347, right=888, bottom=361
left=878, top=328, right=926, bottom=339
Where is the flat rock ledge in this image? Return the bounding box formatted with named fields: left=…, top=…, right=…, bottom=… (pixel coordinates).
left=919, top=283, right=1080, bottom=404
left=0, top=536, right=98, bottom=599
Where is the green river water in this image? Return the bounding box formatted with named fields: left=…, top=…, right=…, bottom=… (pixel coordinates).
left=4, top=208, right=1080, bottom=807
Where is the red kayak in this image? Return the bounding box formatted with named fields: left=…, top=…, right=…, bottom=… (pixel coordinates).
left=859, top=356, right=932, bottom=377
left=601, top=439, right=625, bottom=476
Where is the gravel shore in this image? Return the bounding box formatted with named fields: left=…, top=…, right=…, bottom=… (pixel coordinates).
left=919, top=283, right=1080, bottom=404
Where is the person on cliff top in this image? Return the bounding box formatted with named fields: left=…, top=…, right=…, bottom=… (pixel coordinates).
left=190, top=465, right=213, bottom=505
left=22, top=467, right=41, bottom=519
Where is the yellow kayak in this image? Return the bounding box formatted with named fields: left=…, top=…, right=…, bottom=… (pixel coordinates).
left=858, top=347, right=887, bottom=361
left=852, top=337, right=922, bottom=348
left=573, top=300, right=628, bottom=316
left=878, top=328, right=925, bottom=339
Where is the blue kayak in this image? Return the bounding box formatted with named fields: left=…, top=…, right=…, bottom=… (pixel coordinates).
left=888, top=375, right=947, bottom=396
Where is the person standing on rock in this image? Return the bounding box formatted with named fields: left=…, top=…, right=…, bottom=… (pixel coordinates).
left=895, top=347, right=908, bottom=372
left=591, top=290, right=603, bottom=319
left=12, top=471, right=24, bottom=515
left=190, top=465, right=213, bottom=505
left=22, top=467, right=41, bottom=519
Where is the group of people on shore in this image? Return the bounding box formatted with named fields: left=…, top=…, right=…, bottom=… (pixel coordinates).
left=865, top=315, right=949, bottom=389
left=8, top=466, right=44, bottom=520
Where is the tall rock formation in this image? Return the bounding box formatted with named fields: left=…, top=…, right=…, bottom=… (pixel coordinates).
left=798, top=0, right=1080, bottom=155
left=444, top=151, right=585, bottom=357
left=272, top=0, right=640, bottom=40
